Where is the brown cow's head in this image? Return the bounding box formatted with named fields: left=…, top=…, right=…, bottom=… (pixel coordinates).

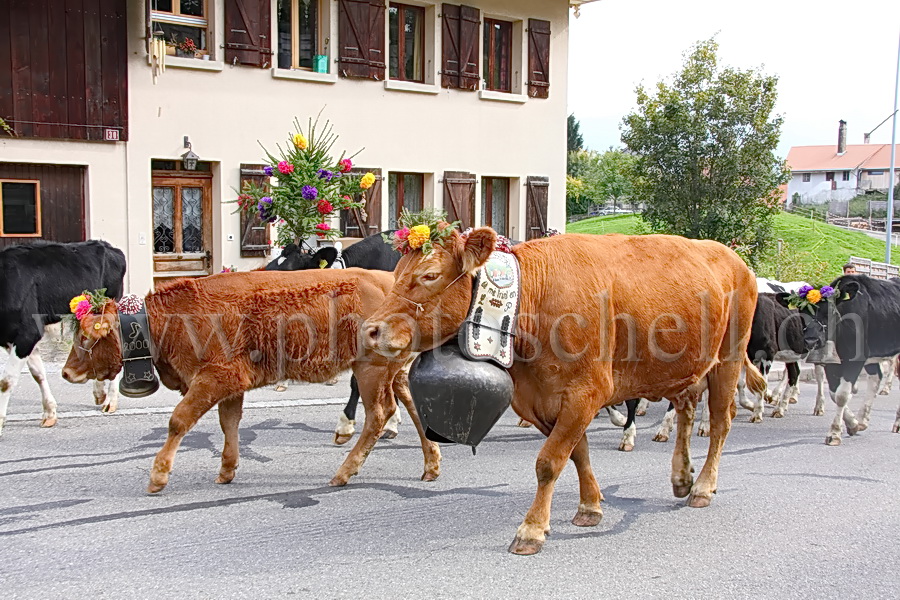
left=62, top=300, right=123, bottom=383
left=363, top=227, right=497, bottom=356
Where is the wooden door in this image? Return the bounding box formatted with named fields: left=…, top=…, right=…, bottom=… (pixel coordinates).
left=151, top=171, right=213, bottom=280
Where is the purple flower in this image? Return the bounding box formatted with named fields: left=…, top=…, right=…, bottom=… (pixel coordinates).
left=257, top=196, right=272, bottom=212
left=317, top=169, right=334, bottom=181
left=797, top=285, right=814, bottom=298
left=302, top=185, right=318, bottom=200
left=263, top=166, right=274, bottom=176
left=820, top=285, right=835, bottom=298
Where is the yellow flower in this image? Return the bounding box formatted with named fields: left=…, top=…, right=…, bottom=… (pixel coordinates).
left=407, top=225, right=431, bottom=249
left=806, top=289, right=822, bottom=304
left=293, top=133, right=308, bottom=150
left=69, top=295, right=87, bottom=313
left=360, top=172, right=376, bottom=189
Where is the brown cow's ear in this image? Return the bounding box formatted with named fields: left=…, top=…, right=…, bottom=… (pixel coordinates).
left=460, top=228, right=497, bottom=274
left=102, top=300, right=118, bottom=315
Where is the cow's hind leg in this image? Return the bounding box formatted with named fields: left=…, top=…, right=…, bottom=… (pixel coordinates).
left=26, top=351, right=58, bottom=428
left=216, top=394, right=244, bottom=484
left=334, top=375, right=360, bottom=445
left=688, top=360, right=740, bottom=508
left=813, top=364, right=827, bottom=416
left=857, top=362, right=881, bottom=432
left=772, top=363, right=800, bottom=418
left=571, top=433, right=603, bottom=526
left=697, top=392, right=710, bottom=437
left=391, top=368, right=441, bottom=482
left=382, top=397, right=402, bottom=439
left=824, top=362, right=863, bottom=446
left=671, top=400, right=697, bottom=498
left=618, top=399, right=638, bottom=451
left=1, top=345, right=29, bottom=436
left=653, top=402, right=676, bottom=442
left=148, top=371, right=245, bottom=493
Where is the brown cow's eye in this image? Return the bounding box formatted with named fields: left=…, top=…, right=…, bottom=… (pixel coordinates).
left=422, top=273, right=440, bottom=282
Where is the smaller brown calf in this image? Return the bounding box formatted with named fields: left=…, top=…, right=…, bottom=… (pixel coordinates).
left=62, top=269, right=440, bottom=492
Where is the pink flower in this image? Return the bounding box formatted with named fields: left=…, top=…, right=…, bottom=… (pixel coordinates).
left=315, top=223, right=331, bottom=231
left=277, top=161, right=294, bottom=175
left=75, top=300, right=92, bottom=320
left=395, top=227, right=410, bottom=241
left=339, top=158, right=353, bottom=173
left=317, top=199, right=333, bottom=215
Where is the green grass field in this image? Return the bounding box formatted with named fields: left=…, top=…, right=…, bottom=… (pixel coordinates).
left=566, top=211, right=900, bottom=282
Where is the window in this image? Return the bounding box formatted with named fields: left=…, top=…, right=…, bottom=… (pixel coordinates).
left=481, top=177, right=510, bottom=236
left=278, top=0, right=327, bottom=71
left=869, top=170, right=885, bottom=176
left=483, top=18, right=512, bottom=92
left=388, top=172, right=424, bottom=228
left=0, top=180, right=41, bottom=237
left=151, top=0, right=210, bottom=56
left=842, top=171, right=850, bottom=181
left=801, top=173, right=811, bottom=183
left=389, top=4, right=425, bottom=82
left=825, top=172, right=835, bottom=182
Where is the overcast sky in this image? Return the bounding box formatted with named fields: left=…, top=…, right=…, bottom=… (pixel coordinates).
left=568, top=0, right=900, bottom=158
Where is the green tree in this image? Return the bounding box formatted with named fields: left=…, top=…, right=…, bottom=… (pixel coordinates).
left=567, top=113, right=584, bottom=154
left=595, top=150, right=637, bottom=210
left=621, top=39, right=789, bottom=265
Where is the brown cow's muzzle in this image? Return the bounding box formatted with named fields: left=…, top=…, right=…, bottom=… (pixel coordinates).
left=61, top=365, right=88, bottom=384
left=363, top=319, right=411, bottom=358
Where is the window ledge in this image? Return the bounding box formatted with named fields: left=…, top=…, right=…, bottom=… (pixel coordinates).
left=383, top=80, right=440, bottom=95
left=146, top=55, right=225, bottom=72
left=478, top=90, right=527, bottom=104
left=271, top=68, right=338, bottom=84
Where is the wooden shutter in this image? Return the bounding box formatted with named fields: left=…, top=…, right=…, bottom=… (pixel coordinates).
left=225, top=0, right=272, bottom=68
left=458, top=5, right=480, bottom=91
left=342, top=168, right=383, bottom=236
left=145, top=0, right=153, bottom=46
left=525, top=176, right=549, bottom=240
left=239, top=164, right=270, bottom=257
left=440, top=4, right=460, bottom=88
left=338, top=0, right=386, bottom=80
left=527, top=19, right=550, bottom=98
left=443, top=171, right=476, bottom=230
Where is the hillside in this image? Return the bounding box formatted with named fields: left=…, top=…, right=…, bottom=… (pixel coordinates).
left=566, top=211, right=900, bottom=282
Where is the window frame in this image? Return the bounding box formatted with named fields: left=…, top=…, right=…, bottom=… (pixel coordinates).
left=151, top=0, right=211, bottom=56
left=801, top=173, right=811, bottom=183
left=481, top=176, right=510, bottom=236
left=279, top=0, right=329, bottom=71
left=483, top=17, right=513, bottom=93
left=842, top=171, right=850, bottom=181
left=388, top=172, right=425, bottom=227
left=0, top=179, right=42, bottom=238
left=389, top=2, right=426, bottom=83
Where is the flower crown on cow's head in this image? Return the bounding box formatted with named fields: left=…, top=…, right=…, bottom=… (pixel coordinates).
left=784, top=284, right=849, bottom=315
left=383, top=209, right=460, bottom=256
left=70, top=290, right=144, bottom=322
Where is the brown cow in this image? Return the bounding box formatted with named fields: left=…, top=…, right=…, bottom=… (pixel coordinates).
left=61, top=269, right=441, bottom=492
left=363, top=229, right=766, bottom=555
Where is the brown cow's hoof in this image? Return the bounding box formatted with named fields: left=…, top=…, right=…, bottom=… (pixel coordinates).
left=697, top=427, right=709, bottom=438
left=94, top=395, right=106, bottom=406
left=40, top=417, right=58, bottom=428
left=421, top=471, right=440, bottom=482
left=789, top=397, right=798, bottom=404
left=825, top=435, right=842, bottom=446
left=672, top=482, right=693, bottom=498
left=652, top=433, right=669, bottom=443
left=508, top=536, right=544, bottom=555
left=772, top=409, right=785, bottom=419
left=328, top=475, right=349, bottom=487
left=216, top=471, right=235, bottom=484
left=333, top=433, right=353, bottom=445
left=764, top=394, right=776, bottom=405
left=572, top=510, right=603, bottom=527
left=381, top=429, right=398, bottom=440
left=846, top=423, right=860, bottom=436
left=856, top=422, right=869, bottom=433
left=146, top=481, right=166, bottom=494
left=516, top=419, right=532, bottom=428
left=618, top=443, right=634, bottom=452
left=688, top=493, right=712, bottom=508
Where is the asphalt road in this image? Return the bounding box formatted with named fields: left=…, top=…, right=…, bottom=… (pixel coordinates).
left=1, top=358, right=899, bottom=600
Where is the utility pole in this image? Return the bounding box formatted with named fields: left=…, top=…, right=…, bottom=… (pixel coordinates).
left=887, top=28, right=900, bottom=263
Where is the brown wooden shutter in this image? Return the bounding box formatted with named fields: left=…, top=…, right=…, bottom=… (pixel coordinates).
left=338, top=0, right=385, bottom=80
left=440, top=4, right=461, bottom=88
left=443, top=171, right=476, bottom=230
left=240, top=164, right=270, bottom=257
left=225, top=0, right=272, bottom=68
left=145, top=0, right=153, bottom=47
left=342, top=168, right=383, bottom=236
left=527, top=19, right=550, bottom=98
left=458, top=6, right=480, bottom=91
left=525, top=176, right=549, bottom=240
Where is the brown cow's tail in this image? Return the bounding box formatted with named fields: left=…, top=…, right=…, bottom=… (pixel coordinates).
left=743, top=356, right=767, bottom=397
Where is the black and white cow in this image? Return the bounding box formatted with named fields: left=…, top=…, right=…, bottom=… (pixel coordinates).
left=803, top=274, right=900, bottom=444
left=0, top=240, right=126, bottom=435
left=265, top=232, right=402, bottom=444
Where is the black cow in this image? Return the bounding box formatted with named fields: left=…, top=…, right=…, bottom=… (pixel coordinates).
left=803, top=274, right=900, bottom=444
left=264, top=232, right=401, bottom=444
left=0, top=240, right=126, bottom=435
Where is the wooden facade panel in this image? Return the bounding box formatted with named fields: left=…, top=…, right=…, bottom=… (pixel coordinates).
left=0, top=162, right=85, bottom=249
left=1, top=0, right=127, bottom=141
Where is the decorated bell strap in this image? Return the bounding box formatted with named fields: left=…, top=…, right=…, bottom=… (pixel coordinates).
left=117, top=298, right=160, bottom=397
left=458, top=250, right=521, bottom=369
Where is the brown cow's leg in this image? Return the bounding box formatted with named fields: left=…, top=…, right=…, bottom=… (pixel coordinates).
left=148, top=373, right=237, bottom=494
left=509, top=393, right=597, bottom=556
left=329, top=362, right=396, bottom=487
left=671, top=401, right=696, bottom=498
left=688, top=361, right=739, bottom=508
left=216, top=393, right=244, bottom=485
left=570, top=433, right=603, bottom=527
left=392, top=369, right=442, bottom=482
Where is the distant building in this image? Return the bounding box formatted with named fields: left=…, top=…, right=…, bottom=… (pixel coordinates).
left=786, top=120, right=900, bottom=206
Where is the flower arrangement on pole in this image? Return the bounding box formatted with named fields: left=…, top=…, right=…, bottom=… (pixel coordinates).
left=233, top=116, right=371, bottom=248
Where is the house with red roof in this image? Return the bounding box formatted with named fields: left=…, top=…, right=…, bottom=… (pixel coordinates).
left=786, top=121, right=900, bottom=205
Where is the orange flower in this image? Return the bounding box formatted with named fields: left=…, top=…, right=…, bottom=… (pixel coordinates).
left=806, top=289, right=822, bottom=304
left=407, top=225, right=431, bottom=249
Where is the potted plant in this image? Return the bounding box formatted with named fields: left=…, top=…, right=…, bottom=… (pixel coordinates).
left=175, top=37, right=198, bottom=58
left=233, top=116, right=372, bottom=249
